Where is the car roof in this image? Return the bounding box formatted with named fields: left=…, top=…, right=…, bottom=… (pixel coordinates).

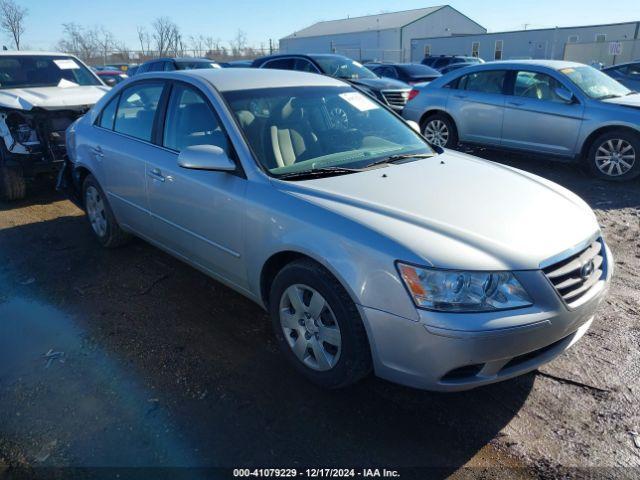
left=140, top=68, right=348, bottom=92
left=483, top=59, right=585, bottom=70
left=603, top=60, right=639, bottom=69
left=0, top=50, right=76, bottom=57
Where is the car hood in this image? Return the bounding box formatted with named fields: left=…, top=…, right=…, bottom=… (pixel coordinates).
left=349, top=77, right=410, bottom=90
left=0, top=85, right=110, bottom=111
left=601, top=93, right=640, bottom=109
left=275, top=151, right=599, bottom=271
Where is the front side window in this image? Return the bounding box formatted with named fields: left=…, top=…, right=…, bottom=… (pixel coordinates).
left=223, top=86, right=433, bottom=177
left=0, top=55, right=100, bottom=89
left=459, top=70, right=507, bottom=94
left=293, top=59, right=318, bottom=73
left=114, top=83, right=164, bottom=142
left=560, top=65, right=630, bottom=99
left=514, top=71, right=566, bottom=102
left=163, top=84, right=228, bottom=153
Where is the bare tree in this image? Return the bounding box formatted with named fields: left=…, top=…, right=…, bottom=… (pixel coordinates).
left=0, top=0, right=27, bottom=50
left=229, top=29, right=247, bottom=57
left=151, top=16, right=176, bottom=56
left=96, top=26, right=114, bottom=65
left=136, top=26, right=150, bottom=56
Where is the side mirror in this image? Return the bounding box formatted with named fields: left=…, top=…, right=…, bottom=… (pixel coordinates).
left=406, top=120, right=421, bottom=133
left=177, top=145, right=236, bottom=172
left=104, top=77, right=117, bottom=87
left=555, top=87, right=575, bottom=104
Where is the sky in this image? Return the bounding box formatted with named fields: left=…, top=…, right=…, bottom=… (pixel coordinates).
left=10, top=0, right=640, bottom=51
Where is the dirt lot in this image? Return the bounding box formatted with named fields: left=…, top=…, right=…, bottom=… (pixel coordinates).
left=0, top=153, right=639, bottom=479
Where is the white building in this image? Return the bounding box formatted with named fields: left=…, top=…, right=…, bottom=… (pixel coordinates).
left=279, top=5, right=486, bottom=62
left=410, top=21, right=640, bottom=65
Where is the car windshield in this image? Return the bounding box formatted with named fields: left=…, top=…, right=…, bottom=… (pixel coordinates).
left=224, top=86, right=433, bottom=178
left=310, top=56, right=377, bottom=80
left=0, top=55, right=101, bottom=89
left=560, top=65, right=630, bottom=99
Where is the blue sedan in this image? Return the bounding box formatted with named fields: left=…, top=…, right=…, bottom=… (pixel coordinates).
left=403, top=60, right=640, bottom=181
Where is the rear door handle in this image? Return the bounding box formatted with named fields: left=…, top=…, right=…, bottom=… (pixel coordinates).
left=148, top=168, right=165, bottom=182
left=507, top=101, right=524, bottom=107
left=453, top=94, right=467, bottom=99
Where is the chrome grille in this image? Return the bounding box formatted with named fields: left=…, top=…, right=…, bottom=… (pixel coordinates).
left=543, top=239, right=605, bottom=304
left=381, top=89, right=411, bottom=108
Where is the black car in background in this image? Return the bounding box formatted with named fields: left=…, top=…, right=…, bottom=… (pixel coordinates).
left=219, top=60, right=254, bottom=68
left=252, top=54, right=412, bottom=112
left=365, top=63, right=441, bottom=85
left=134, top=57, right=221, bottom=74
left=421, top=55, right=484, bottom=71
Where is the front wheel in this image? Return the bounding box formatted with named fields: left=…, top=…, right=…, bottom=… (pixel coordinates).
left=422, top=113, right=458, bottom=148
left=587, top=130, right=640, bottom=181
left=269, top=259, right=372, bottom=389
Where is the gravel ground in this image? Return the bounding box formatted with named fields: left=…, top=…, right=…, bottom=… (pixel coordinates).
left=0, top=154, right=638, bottom=479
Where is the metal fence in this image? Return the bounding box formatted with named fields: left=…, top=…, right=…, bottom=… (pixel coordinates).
left=563, top=39, right=640, bottom=66
left=65, top=48, right=278, bottom=67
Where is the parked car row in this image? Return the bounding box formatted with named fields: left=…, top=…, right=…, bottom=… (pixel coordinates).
left=57, top=66, right=612, bottom=392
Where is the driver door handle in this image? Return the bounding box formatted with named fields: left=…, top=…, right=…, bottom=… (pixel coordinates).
left=91, top=146, right=104, bottom=159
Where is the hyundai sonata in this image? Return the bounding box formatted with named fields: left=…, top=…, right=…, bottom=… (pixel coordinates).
left=60, top=68, right=611, bottom=391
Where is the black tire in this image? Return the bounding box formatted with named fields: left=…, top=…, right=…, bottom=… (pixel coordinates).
left=0, top=166, right=26, bottom=201
left=586, top=130, right=640, bottom=182
left=421, top=113, right=458, bottom=149
left=82, top=174, right=130, bottom=248
left=269, top=259, right=372, bottom=389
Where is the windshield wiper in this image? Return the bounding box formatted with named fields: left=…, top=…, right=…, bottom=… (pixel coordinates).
left=364, top=153, right=435, bottom=169
left=598, top=94, right=622, bottom=100
left=276, top=166, right=363, bottom=181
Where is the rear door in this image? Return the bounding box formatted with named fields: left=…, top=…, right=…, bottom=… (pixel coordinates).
left=93, top=80, right=166, bottom=236
left=446, top=69, right=508, bottom=146
left=501, top=70, right=584, bottom=156
left=145, top=81, right=247, bottom=287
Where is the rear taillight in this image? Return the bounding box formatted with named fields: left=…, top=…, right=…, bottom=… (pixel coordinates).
left=407, top=89, right=420, bottom=101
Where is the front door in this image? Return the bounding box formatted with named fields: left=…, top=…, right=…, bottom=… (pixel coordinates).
left=96, top=81, right=165, bottom=236
left=501, top=70, right=584, bottom=156
left=146, top=82, right=247, bottom=288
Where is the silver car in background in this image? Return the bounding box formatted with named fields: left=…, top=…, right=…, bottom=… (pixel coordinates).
left=403, top=60, right=640, bottom=181
left=61, top=68, right=611, bottom=391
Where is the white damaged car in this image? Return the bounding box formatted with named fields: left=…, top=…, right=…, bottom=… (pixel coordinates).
left=0, top=52, right=108, bottom=200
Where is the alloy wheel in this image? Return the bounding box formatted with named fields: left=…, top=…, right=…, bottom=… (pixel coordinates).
left=595, top=139, right=636, bottom=177
left=279, top=284, right=342, bottom=371
left=423, top=119, right=450, bottom=147
left=85, top=185, right=108, bottom=237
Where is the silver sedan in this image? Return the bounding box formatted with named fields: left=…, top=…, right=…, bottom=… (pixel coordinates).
left=402, top=60, right=640, bottom=181
left=61, top=68, right=611, bottom=391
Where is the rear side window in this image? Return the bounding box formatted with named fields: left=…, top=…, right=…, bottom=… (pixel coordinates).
left=263, top=58, right=295, bottom=70
left=163, top=84, right=229, bottom=153
left=98, top=95, right=119, bottom=129
left=459, top=70, right=507, bottom=94
left=114, top=82, right=164, bottom=142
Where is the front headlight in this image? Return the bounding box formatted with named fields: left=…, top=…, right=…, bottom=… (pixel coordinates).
left=397, top=263, right=533, bottom=312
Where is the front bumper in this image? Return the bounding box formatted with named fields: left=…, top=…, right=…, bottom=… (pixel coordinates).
left=360, top=244, right=612, bottom=392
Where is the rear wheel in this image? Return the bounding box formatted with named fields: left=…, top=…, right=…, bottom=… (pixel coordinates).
left=422, top=113, right=458, bottom=148
left=0, top=166, right=26, bottom=201
left=269, top=259, right=372, bottom=389
left=82, top=174, right=130, bottom=248
left=587, top=130, right=640, bottom=181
